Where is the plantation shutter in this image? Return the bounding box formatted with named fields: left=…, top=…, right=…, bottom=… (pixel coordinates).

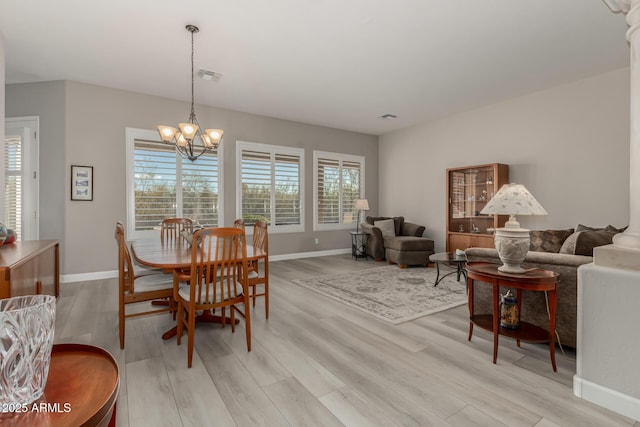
left=241, top=150, right=272, bottom=225
left=133, top=141, right=178, bottom=231
left=133, top=140, right=220, bottom=230
left=274, top=153, right=300, bottom=225
left=317, top=158, right=340, bottom=224
left=4, top=136, right=22, bottom=240
left=181, top=152, right=220, bottom=227
left=342, top=159, right=361, bottom=224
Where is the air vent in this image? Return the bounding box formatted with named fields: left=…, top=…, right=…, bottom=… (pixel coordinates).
left=197, top=69, right=223, bottom=81
left=379, top=114, right=397, bottom=119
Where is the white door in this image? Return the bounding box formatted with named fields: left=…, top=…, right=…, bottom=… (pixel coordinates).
left=4, top=117, right=39, bottom=241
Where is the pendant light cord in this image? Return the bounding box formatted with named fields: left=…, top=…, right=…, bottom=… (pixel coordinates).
left=190, top=28, right=196, bottom=119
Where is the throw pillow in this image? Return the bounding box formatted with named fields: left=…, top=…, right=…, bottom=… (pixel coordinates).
left=374, top=219, right=396, bottom=237
left=367, top=216, right=404, bottom=235
left=559, top=230, right=616, bottom=256
left=529, top=229, right=574, bottom=253
left=559, top=232, right=579, bottom=255
left=576, top=224, right=606, bottom=232
left=366, top=216, right=386, bottom=225
left=606, top=224, right=628, bottom=233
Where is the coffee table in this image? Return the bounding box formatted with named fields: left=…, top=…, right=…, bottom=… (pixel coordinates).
left=429, top=252, right=467, bottom=287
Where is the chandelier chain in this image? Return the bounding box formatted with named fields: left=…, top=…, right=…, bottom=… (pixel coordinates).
left=190, top=27, right=195, bottom=118
left=157, top=24, right=223, bottom=162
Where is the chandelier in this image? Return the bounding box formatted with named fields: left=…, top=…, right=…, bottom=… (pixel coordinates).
left=158, top=25, right=223, bottom=162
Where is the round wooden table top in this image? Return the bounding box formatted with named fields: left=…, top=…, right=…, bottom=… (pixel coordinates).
left=0, top=343, right=120, bottom=427
left=466, top=261, right=559, bottom=283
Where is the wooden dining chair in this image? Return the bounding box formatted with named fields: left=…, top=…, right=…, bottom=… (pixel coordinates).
left=233, top=218, right=245, bottom=231
left=161, top=217, right=193, bottom=245
left=115, top=222, right=174, bottom=349
left=247, top=221, right=269, bottom=319
left=173, top=227, right=251, bottom=367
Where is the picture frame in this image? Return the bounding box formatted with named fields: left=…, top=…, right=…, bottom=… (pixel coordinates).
left=71, top=165, right=93, bottom=201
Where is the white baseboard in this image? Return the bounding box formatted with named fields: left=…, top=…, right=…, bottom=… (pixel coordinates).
left=269, top=248, right=351, bottom=261
left=574, top=375, right=640, bottom=422
left=61, top=248, right=352, bottom=283
left=61, top=270, right=118, bottom=284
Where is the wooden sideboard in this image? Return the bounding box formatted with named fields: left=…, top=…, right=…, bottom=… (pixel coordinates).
left=0, top=240, right=60, bottom=299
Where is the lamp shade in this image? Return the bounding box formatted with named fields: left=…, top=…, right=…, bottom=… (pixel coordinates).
left=480, top=183, right=547, bottom=216
left=205, top=129, right=224, bottom=146
left=158, top=126, right=178, bottom=143
left=354, top=199, right=370, bottom=211
left=480, top=183, right=547, bottom=274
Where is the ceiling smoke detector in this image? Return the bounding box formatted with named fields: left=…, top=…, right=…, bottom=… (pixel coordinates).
left=378, top=114, right=397, bottom=119
left=197, top=69, right=223, bottom=81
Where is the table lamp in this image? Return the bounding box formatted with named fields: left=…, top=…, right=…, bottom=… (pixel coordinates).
left=480, top=183, right=547, bottom=273
left=354, top=199, right=370, bottom=233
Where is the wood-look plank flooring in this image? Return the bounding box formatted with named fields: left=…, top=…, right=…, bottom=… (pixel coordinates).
left=55, top=254, right=639, bottom=427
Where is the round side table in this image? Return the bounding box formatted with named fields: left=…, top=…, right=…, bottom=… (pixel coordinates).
left=1, top=343, right=120, bottom=426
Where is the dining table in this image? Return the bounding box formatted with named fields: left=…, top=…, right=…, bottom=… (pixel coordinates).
left=131, top=238, right=267, bottom=340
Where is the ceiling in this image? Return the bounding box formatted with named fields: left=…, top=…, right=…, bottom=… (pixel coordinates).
left=0, top=0, right=630, bottom=136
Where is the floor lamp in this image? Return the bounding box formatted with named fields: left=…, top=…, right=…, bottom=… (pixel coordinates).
left=354, top=199, right=370, bottom=233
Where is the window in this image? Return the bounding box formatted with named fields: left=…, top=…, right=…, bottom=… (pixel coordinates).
left=126, top=128, right=223, bottom=239
left=314, top=151, right=365, bottom=231
left=4, top=117, right=39, bottom=241
left=4, top=135, right=22, bottom=240
left=236, top=141, right=304, bottom=233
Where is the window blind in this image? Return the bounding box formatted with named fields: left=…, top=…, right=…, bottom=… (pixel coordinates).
left=4, top=136, right=22, bottom=240
left=133, top=140, right=219, bottom=230
left=240, top=146, right=302, bottom=228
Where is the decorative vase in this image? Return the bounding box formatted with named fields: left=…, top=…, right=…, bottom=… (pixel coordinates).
left=0, top=295, right=56, bottom=409
left=499, top=289, right=519, bottom=329
left=4, top=229, right=17, bottom=244
left=0, top=223, right=7, bottom=246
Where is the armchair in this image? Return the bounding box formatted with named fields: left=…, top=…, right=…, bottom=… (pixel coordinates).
left=360, top=216, right=435, bottom=268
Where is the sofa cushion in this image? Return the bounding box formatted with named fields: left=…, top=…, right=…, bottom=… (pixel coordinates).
left=385, top=236, right=434, bottom=252
left=374, top=219, right=396, bottom=237
left=529, top=228, right=574, bottom=253
left=559, top=230, right=616, bottom=256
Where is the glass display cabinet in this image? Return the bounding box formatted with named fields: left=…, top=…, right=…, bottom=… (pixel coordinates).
left=446, top=163, right=509, bottom=252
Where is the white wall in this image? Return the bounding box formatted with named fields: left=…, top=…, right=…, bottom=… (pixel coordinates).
left=379, top=67, right=631, bottom=252
left=7, top=81, right=378, bottom=275
left=6, top=81, right=67, bottom=266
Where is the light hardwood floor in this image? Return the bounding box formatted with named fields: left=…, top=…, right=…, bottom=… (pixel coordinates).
left=55, top=254, right=638, bottom=427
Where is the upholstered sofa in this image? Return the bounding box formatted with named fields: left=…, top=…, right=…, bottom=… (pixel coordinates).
left=360, top=216, right=435, bottom=267
left=465, top=225, right=625, bottom=348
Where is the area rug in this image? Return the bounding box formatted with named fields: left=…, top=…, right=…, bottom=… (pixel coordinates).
left=291, top=265, right=468, bottom=324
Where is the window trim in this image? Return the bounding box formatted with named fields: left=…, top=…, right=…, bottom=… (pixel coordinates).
left=313, top=150, right=365, bottom=232
left=125, top=127, right=224, bottom=240
left=236, top=140, right=304, bottom=234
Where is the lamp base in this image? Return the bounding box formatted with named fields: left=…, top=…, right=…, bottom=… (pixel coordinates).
left=497, top=264, right=528, bottom=274
left=494, top=227, right=530, bottom=274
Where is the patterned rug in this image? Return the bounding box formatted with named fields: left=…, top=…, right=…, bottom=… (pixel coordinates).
left=291, top=265, right=468, bottom=324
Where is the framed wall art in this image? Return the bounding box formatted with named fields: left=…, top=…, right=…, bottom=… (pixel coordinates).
left=71, top=165, right=93, bottom=201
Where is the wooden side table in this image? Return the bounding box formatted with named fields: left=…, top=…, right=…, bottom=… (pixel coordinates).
left=466, top=262, right=559, bottom=371
left=0, top=343, right=120, bottom=426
